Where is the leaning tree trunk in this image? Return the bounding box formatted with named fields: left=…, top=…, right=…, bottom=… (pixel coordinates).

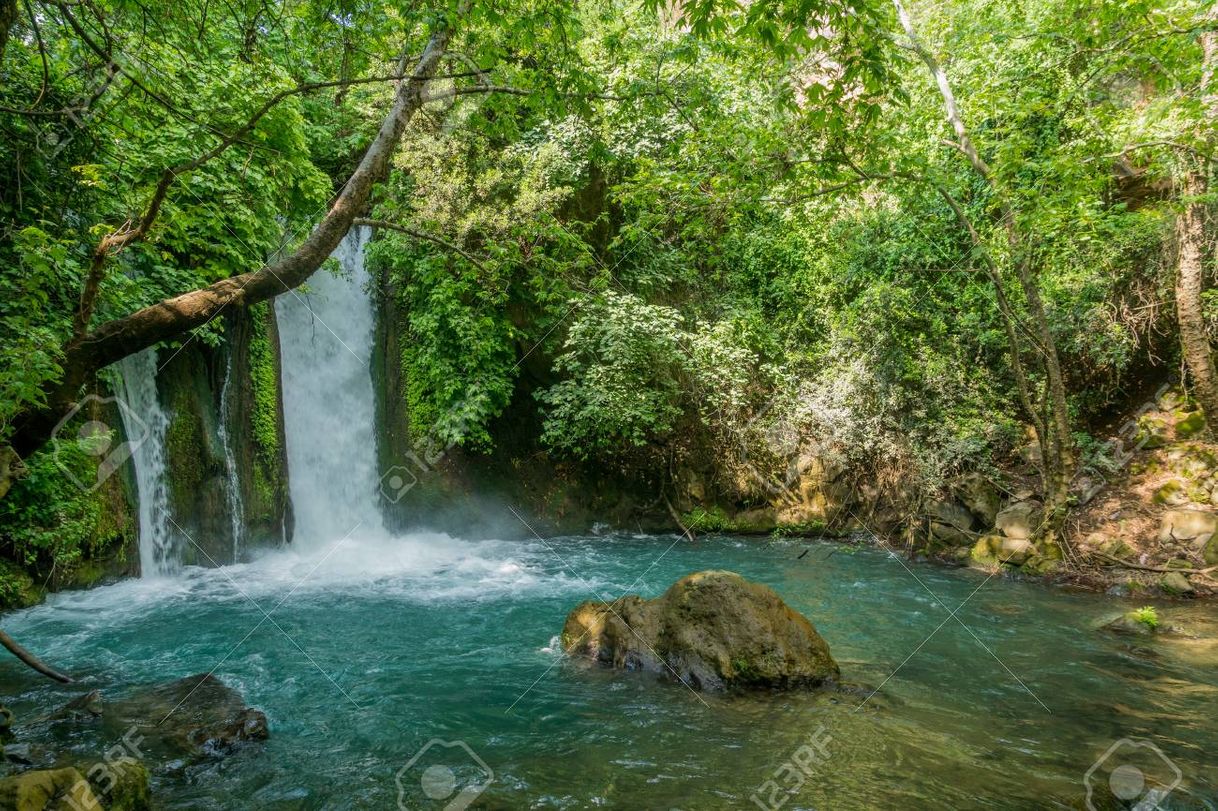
left=6, top=4, right=466, bottom=463
left=0, top=630, right=72, bottom=683
left=1174, top=17, right=1218, bottom=421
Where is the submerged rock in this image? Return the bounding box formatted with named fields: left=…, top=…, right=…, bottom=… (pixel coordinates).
left=48, top=690, right=103, bottom=722
left=562, top=570, right=839, bottom=691
left=83, top=758, right=151, bottom=811
left=108, top=674, right=268, bottom=757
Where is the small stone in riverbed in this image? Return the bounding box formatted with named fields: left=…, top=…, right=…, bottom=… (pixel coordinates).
left=1160, top=571, right=1194, bottom=597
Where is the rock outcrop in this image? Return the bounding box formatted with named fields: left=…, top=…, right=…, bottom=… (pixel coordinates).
left=562, top=571, right=839, bottom=691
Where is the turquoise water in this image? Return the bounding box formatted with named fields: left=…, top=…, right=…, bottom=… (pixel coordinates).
left=3, top=531, right=1217, bottom=809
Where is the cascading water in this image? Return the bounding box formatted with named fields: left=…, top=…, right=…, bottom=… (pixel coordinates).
left=115, top=349, right=178, bottom=575
left=275, top=226, right=387, bottom=547
left=217, top=357, right=245, bottom=560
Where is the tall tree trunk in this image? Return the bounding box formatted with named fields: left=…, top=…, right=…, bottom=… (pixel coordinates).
left=1175, top=16, right=1218, bottom=421
left=6, top=5, right=466, bottom=463
left=893, top=0, right=1074, bottom=510
left=0, top=0, right=16, bottom=65
left=1176, top=170, right=1218, bottom=419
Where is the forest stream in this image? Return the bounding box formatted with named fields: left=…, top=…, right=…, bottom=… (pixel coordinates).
left=2, top=533, right=1217, bottom=809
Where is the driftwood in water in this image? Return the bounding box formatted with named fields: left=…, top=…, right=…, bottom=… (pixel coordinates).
left=0, top=629, right=73, bottom=683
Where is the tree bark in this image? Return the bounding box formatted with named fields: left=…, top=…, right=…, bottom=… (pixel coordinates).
left=8, top=7, right=466, bottom=462
left=0, top=629, right=73, bottom=683
left=1174, top=15, right=1218, bottom=421
left=0, top=0, right=15, bottom=65
left=1175, top=169, right=1218, bottom=419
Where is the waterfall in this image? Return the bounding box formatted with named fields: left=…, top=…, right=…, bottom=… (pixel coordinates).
left=218, top=356, right=245, bottom=560
left=115, top=349, right=178, bottom=575
left=275, top=226, right=386, bottom=548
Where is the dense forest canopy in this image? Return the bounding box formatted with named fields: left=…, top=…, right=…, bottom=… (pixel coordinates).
left=0, top=0, right=1215, bottom=576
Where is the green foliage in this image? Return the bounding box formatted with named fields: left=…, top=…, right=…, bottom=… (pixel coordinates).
left=247, top=305, right=282, bottom=470
left=0, top=435, right=127, bottom=581
left=0, top=0, right=1210, bottom=582
left=681, top=506, right=734, bottom=533
left=1129, top=606, right=1160, bottom=631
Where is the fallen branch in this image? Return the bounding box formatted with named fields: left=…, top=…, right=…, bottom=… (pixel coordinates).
left=1093, top=552, right=1218, bottom=574
left=354, top=218, right=488, bottom=271
left=0, top=629, right=73, bottom=683
left=663, top=495, right=696, bottom=543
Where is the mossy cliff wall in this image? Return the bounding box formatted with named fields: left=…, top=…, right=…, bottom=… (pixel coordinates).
left=0, top=380, right=138, bottom=609
left=157, top=306, right=291, bottom=564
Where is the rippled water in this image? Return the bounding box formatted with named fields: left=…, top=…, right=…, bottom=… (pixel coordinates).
left=2, top=532, right=1216, bottom=809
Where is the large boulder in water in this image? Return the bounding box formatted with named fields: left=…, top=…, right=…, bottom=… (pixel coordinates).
left=561, top=571, right=839, bottom=691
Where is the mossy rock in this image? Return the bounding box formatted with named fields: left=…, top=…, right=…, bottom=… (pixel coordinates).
left=1175, top=409, right=1207, bottom=439
left=83, top=759, right=151, bottom=811
left=1099, top=537, right=1135, bottom=559
left=681, top=506, right=734, bottom=533
left=1102, top=611, right=1160, bottom=636
left=1153, top=479, right=1188, bottom=506
left=971, top=534, right=1032, bottom=565
left=1204, top=536, right=1218, bottom=566
left=562, top=570, right=839, bottom=691
left=970, top=536, right=1001, bottom=566
left=70, top=561, right=108, bottom=590
left=1021, top=555, right=1061, bottom=576
left=1135, top=415, right=1170, bottom=449
left=0, top=767, right=100, bottom=810
left=732, top=507, right=778, bottom=534
left=1160, top=571, right=1194, bottom=596
left=0, top=561, right=44, bottom=610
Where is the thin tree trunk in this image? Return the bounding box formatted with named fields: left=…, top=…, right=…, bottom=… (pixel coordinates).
left=893, top=0, right=1074, bottom=509
left=7, top=6, right=466, bottom=462
left=1175, top=16, right=1218, bottom=421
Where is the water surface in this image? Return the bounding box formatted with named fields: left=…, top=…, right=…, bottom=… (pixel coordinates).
left=3, top=532, right=1216, bottom=809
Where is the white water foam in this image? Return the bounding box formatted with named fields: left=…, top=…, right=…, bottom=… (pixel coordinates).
left=218, top=352, right=245, bottom=560
left=274, top=226, right=387, bottom=548
left=115, top=349, right=177, bottom=575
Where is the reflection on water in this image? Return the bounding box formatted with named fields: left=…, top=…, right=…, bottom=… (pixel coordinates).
left=2, top=533, right=1216, bottom=809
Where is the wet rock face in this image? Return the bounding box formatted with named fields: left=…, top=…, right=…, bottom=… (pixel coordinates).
left=107, top=674, right=268, bottom=758
left=562, top=571, right=839, bottom=691
left=0, top=767, right=100, bottom=811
